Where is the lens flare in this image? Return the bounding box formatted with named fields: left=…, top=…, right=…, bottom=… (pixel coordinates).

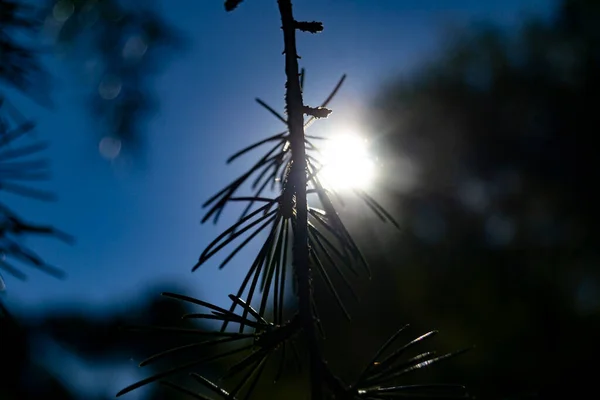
left=318, top=134, right=375, bottom=191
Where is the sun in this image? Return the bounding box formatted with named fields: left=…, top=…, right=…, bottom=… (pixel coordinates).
left=317, top=133, right=376, bottom=191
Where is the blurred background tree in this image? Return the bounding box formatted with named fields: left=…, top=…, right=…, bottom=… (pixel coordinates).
left=1, top=0, right=181, bottom=285
left=2, top=0, right=181, bottom=398
left=39, top=0, right=184, bottom=159
left=3, top=0, right=600, bottom=399
left=345, top=0, right=600, bottom=398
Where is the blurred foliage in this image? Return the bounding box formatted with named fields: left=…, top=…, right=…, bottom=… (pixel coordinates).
left=40, top=0, right=185, bottom=157
left=0, top=0, right=51, bottom=104
left=0, top=97, right=74, bottom=291
left=0, top=284, right=223, bottom=399
left=1, top=0, right=70, bottom=336
left=349, top=0, right=600, bottom=398
left=1, top=1, right=183, bottom=398
left=0, top=0, right=183, bottom=284
left=1, top=0, right=184, bottom=157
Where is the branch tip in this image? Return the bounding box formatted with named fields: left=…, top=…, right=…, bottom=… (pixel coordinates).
left=224, top=0, right=244, bottom=12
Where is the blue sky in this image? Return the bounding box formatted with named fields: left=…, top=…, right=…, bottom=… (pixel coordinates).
left=3, top=0, right=554, bottom=318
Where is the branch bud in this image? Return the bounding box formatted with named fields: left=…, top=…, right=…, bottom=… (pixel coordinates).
left=294, top=20, right=324, bottom=33
left=303, top=106, right=332, bottom=119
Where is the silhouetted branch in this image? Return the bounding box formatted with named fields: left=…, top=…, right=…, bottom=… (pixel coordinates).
left=117, top=293, right=301, bottom=398
left=119, top=1, right=466, bottom=398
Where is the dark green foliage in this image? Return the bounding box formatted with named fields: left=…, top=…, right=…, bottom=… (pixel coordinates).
left=359, top=0, right=600, bottom=398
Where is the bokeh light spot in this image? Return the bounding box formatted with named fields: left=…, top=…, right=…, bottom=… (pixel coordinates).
left=122, top=36, right=148, bottom=60
left=98, top=75, right=122, bottom=100
left=53, top=0, right=74, bottom=23
left=485, top=213, right=515, bottom=247
left=99, top=136, right=122, bottom=159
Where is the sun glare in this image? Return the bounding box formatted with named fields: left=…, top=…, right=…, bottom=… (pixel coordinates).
left=318, top=134, right=375, bottom=191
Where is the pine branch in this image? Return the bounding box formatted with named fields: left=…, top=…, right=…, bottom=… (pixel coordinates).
left=277, top=0, right=325, bottom=398
left=117, top=1, right=469, bottom=398
left=116, top=293, right=301, bottom=397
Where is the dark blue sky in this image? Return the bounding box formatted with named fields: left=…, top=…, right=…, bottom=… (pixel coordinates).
left=4, top=0, right=553, bottom=317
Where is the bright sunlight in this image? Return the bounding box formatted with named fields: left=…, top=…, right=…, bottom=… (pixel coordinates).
left=317, top=133, right=376, bottom=191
